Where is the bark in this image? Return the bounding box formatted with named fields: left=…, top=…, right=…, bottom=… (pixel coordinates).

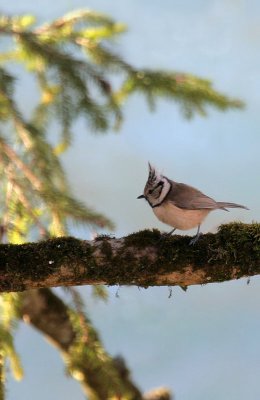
left=21, top=288, right=172, bottom=400
left=0, top=223, right=259, bottom=293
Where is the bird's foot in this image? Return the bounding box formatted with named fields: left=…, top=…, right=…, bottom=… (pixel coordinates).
left=189, top=232, right=202, bottom=246
left=159, top=228, right=176, bottom=242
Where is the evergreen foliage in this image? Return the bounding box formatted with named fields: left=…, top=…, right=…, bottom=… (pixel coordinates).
left=0, top=9, right=243, bottom=241
left=0, top=8, right=244, bottom=399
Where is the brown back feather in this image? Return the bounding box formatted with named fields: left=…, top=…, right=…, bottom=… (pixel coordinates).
left=166, top=181, right=219, bottom=210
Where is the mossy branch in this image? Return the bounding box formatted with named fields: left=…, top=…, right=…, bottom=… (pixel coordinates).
left=0, top=222, right=259, bottom=293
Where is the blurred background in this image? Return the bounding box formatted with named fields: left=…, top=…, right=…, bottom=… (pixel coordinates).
left=2, top=0, right=260, bottom=399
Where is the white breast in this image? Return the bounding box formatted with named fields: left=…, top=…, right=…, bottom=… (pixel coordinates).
left=153, top=202, right=211, bottom=230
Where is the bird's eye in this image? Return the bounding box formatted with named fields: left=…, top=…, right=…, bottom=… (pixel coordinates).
left=148, top=189, right=153, bottom=194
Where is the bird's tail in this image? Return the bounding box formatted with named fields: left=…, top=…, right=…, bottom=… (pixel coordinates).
left=217, top=202, right=249, bottom=211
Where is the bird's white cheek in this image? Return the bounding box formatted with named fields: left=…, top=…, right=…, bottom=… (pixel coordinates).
left=153, top=203, right=210, bottom=230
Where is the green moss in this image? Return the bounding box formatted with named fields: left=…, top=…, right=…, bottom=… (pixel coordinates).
left=127, top=224, right=259, bottom=285
left=99, top=239, right=113, bottom=260
left=95, top=234, right=115, bottom=241
left=0, top=237, right=95, bottom=290
left=124, top=228, right=161, bottom=248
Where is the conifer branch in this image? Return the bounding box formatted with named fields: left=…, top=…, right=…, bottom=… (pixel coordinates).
left=20, top=288, right=172, bottom=400
left=0, top=223, right=258, bottom=293
left=21, top=288, right=144, bottom=400
left=8, top=177, right=48, bottom=237
left=0, top=10, right=244, bottom=129
left=0, top=138, right=43, bottom=191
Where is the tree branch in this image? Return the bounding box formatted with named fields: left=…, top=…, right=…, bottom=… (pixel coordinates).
left=21, top=288, right=172, bottom=400
left=0, top=223, right=259, bottom=293
left=21, top=289, right=146, bottom=400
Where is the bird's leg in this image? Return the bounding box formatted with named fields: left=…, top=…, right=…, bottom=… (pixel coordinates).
left=189, top=224, right=201, bottom=245
left=159, top=228, right=176, bottom=242
left=167, top=228, right=176, bottom=236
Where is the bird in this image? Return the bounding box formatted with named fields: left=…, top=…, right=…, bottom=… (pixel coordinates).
left=137, top=163, right=248, bottom=244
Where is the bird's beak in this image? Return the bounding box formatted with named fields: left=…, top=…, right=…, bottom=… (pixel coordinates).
left=137, top=194, right=145, bottom=199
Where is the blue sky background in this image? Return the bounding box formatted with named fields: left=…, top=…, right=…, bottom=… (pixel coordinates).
left=1, top=1, right=260, bottom=399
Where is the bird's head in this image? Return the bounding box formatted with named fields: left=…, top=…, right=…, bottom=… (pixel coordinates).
left=137, top=162, right=170, bottom=207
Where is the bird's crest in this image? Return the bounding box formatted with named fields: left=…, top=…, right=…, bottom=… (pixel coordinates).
left=148, top=162, right=160, bottom=184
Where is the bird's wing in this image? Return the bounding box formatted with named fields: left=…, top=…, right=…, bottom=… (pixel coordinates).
left=167, top=181, right=219, bottom=210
